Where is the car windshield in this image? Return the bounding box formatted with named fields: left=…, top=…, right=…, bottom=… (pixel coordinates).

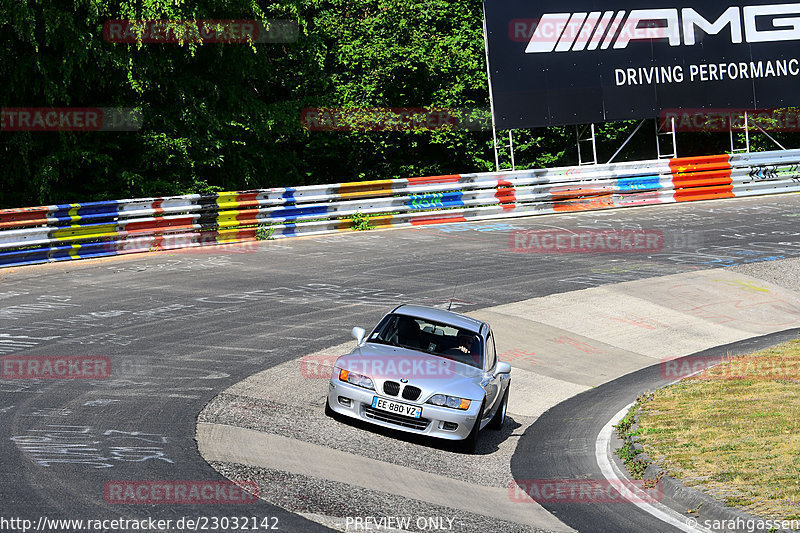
left=368, top=313, right=484, bottom=369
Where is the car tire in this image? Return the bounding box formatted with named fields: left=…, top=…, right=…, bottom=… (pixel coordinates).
left=324, top=398, right=335, bottom=418
left=488, top=383, right=510, bottom=430
left=459, top=400, right=485, bottom=454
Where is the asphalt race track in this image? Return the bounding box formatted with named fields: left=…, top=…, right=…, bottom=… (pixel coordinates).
left=3, top=194, right=800, bottom=532
left=511, top=329, right=800, bottom=533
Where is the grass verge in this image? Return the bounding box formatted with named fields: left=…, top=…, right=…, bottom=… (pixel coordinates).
left=633, top=339, right=800, bottom=521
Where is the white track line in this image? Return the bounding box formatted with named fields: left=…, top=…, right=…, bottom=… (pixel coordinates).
left=595, top=402, right=714, bottom=533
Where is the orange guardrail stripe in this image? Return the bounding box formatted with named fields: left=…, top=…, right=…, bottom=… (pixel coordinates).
left=553, top=196, right=615, bottom=212
left=550, top=186, right=615, bottom=199
left=669, top=154, right=731, bottom=174
left=675, top=185, right=734, bottom=202
left=338, top=180, right=395, bottom=199
left=672, top=169, right=734, bottom=189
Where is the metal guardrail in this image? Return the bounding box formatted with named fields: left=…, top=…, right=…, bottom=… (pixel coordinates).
left=2, top=148, right=799, bottom=267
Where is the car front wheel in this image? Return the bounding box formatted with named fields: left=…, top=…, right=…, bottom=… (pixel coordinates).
left=459, top=400, right=485, bottom=454
left=488, top=383, right=509, bottom=430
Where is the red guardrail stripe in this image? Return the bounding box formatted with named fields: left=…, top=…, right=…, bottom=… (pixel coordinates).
left=407, top=175, right=461, bottom=186
left=232, top=192, right=261, bottom=209
left=495, top=181, right=516, bottom=211
left=123, top=216, right=195, bottom=233
left=410, top=215, right=467, bottom=225
left=0, top=207, right=50, bottom=229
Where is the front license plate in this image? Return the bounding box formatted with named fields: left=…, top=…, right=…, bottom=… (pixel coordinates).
left=372, top=396, right=422, bottom=418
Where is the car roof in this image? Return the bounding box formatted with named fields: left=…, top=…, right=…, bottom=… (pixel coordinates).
left=392, top=304, right=486, bottom=334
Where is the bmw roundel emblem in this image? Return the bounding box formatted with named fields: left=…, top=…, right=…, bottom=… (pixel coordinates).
left=400, top=378, right=409, bottom=383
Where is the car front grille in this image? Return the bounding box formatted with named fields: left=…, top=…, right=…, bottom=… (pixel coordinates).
left=402, top=385, right=422, bottom=401
left=364, top=406, right=430, bottom=431
left=383, top=381, right=400, bottom=396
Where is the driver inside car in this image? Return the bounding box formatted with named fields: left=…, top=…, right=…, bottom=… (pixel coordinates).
left=441, top=332, right=481, bottom=366
left=454, top=333, right=478, bottom=354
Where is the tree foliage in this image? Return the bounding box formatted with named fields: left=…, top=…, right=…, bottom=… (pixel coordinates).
left=2, top=0, right=791, bottom=208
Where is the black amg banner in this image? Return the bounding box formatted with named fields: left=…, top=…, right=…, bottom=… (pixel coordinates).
left=484, top=0, right=800, bottom=128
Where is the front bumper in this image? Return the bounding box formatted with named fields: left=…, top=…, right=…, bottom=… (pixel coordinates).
left=327, top=380, right=480, bottom=441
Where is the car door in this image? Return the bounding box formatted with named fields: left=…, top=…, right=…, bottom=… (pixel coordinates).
left=482, top=330, right=501, bottom=417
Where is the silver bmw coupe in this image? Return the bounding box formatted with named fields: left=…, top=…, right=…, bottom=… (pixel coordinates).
left=325, top=304, right=511, bottom=452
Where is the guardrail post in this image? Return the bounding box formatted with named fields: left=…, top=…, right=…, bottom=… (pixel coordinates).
left=577, top=124, right=598, bottom=166
left=656, top=117, right=677, bottom=159
left=730, top=111, right=750, bottom=154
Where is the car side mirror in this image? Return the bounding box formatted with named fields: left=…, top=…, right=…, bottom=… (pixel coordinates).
left=351, top=327, right=366, bottom=346
left=494, top=361, right=512, bottom=376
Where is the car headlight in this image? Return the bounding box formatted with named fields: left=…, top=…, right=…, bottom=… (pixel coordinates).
left=338, top=369, right=375, bottom=390
left=427, top=394, right=471, bottom=410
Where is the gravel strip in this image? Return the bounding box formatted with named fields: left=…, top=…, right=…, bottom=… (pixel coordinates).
left=210, top=461, right=553, bottom=533
left=729, top=257, right=800, bottom=293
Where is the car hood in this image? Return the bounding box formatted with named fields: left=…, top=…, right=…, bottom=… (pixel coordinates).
left=334, top=343, right=484, bottom=400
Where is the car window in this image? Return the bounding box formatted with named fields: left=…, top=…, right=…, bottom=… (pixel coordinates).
left=369, top=313, right=483, bottom=368
left=487, top=331, right=497, bottom=371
